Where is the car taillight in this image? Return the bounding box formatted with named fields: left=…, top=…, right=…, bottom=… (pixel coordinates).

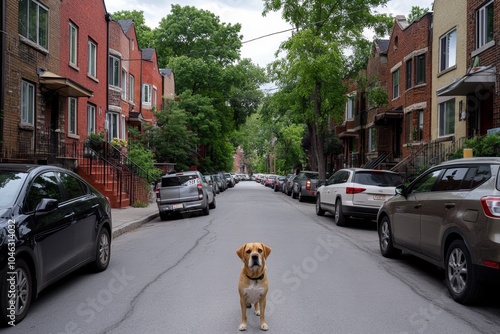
left=306, top=180, right=311, bottom=190
left=197, top=181, right=204, bottom=199
left=480, top=196, right=500, bottom=218
left=346, top=187, right=366, bottom=194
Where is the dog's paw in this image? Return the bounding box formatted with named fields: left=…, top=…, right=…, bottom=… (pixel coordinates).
left=238, top=323, right=247, bottom=331
left=254, top=310, right=260, bottom=316
left=260, top=323, right=269, bottom=331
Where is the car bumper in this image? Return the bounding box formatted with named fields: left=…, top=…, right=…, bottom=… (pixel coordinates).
left=342, top=205, right=379, bottom=220
left=157, top=200, right=205, bottom=213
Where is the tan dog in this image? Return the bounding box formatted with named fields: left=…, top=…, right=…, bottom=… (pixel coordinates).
left=236, top=242, right=271, bottom=331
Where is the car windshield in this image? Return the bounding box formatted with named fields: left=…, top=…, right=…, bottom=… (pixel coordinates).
left=353, top=171, right=403, bottom=187
left=0, top=171, right=27, bottom=208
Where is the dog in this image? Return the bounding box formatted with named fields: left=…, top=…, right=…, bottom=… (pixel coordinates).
left=236, top=242, right=271, bottom=331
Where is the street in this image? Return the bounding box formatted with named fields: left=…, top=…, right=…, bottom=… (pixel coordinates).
left=4, top=181, right=500, bottom=334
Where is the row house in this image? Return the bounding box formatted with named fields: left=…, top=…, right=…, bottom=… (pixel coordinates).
left=339, top=0, right=500, bottom=176
left=0, top=0, right=174, bottom=206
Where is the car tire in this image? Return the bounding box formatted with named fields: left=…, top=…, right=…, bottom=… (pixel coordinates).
left=378, top=216, right=402, bottom=258
left=92, top=228, right=111, bottom=272
left=334, top=199, right=347, bottom=226
left=209, top=196, right=216, bottom=209
left=0, top=258, right=33, bottom=325
left=316, top=195, right=325, bottom=216
left=298, top=190, right=305, bottom=202
left=292, top=188, right=298, bottom=199
left=159, top=211, right=169, bottom=221
left=202, top=204, right=210, bottom=216
left=445, top=240, right=481, bottom=304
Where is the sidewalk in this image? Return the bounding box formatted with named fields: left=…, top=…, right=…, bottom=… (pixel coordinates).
left=111, top=202, right=159, bottom=239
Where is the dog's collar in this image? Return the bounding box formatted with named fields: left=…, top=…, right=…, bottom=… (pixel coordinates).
left=246, top=273, right=265, bottom=281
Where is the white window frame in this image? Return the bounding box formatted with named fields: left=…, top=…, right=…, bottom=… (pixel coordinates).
left=21, top=80, right=35, bottom=126
left=345, top=95, right=355, bottom=120
left=368, top=127, right=377, bottom=152
left=69, top=22, right=78, bottom=66
left=88, top=40, right=97, bottom=77
left=87, top=104, right=96, bottom=134
left=477, top=1, right=494, bottom=49
left=439, top=29, right=457, bottom=72
left=129, top=74, right=135, bottom=103
left=438, top=99, right=455, bottom=137
left=107, top=112, right=120, bottom=140
left=153, top=86, right=157, bottom=107
left=142, top=83, right=152, bottom=105
left=121, top=70, right=127, bottom=100
left=18, top=0, right=49, bottom=49
left=392, top=69, right=400, bottom=99
left=109, top=55, right=120, bottom=87
left=121, top=115, right=126, bottom=139
left=68, top=97, right=77, bottom=135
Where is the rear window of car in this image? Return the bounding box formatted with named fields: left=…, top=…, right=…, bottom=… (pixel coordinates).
left=161, top=175, right=198, bottom=187
left=300, top=172, right=319, bottom=179
left=353, top=171, right=403, bottom=187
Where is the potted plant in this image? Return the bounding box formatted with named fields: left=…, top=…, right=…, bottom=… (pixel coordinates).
left=110, top=137, right=127, bottom=158
left=85, top=131, right=105, bottom=151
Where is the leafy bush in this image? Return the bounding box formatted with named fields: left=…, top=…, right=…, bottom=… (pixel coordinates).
left=451, top=133, right=500, bottom=158
left=127, top=143, right=162, bottom=183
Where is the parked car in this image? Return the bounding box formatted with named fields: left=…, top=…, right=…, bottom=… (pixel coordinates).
left=284, top=175, right=297, bottom=196
left=316, top=168, right=403, bottom=226
left=212, top=174, right=225, bottom=192
left=217, top=171, right=228, bottom=190
left=292, top=171, right=320, bottom=202
left=204, top=174, right=219, bottom=194
left=274, top=176, right=286, bottom=192
left=156, top=171, right=215, bottom=220
left=264, top=175, right=278, bottom=188
left=377, top=157, right=500, bottom=304
left=224, top=173, right=235, bottom=188
left=0, top=164, right=112, bottom=325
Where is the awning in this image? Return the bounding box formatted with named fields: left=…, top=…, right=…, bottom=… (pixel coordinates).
left=436, top=65, right=496, bottom=96
left=338, top=131, right=358, bottom=138
left=39, top=71, right=93, bottom=97
left=374, top=108, right=403, bottom=124
left=128, top=110, right=144, bottom=122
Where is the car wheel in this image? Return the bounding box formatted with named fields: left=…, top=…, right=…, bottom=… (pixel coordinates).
left=209, top=196, right=216, bottom=209
left=298, top=190, right=305, bottom=202
left=159, top=211, right=169, bottom=221
left=316, top=195, right=325, bottom=216
left=202, top=204, right=210, bottom=216
left=334, top=199, right=347, bottom=226
left=378, top=216, right=402, bottom=258
left=292, top=188, right=298, bottom=199
left=445, top=240, right=481, bottom=304
left=92, top=228, right=111, bottom=272
left=1, top=258, right=33, bottom=325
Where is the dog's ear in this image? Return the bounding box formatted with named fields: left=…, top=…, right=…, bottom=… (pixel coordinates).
left=236, top=244, right=247, bottom=261
left=261, top=243, right=271, bottom=259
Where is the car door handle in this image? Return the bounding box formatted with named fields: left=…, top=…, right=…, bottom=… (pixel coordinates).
left=445, top=203, right=455, bottom=209
left=414, top=204, right=422, bottom=209
left=64, top=212, right=76, bottom=220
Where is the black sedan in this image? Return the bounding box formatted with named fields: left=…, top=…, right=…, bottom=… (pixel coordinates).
left=0, top=164, right=112, bottom=325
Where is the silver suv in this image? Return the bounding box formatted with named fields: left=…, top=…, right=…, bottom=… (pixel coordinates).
left=377, top=157, right=500, bottom=304
left=156, top=171, right=215, bottom=220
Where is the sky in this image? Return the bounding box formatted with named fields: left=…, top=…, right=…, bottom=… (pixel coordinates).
left=104, top=0, right=434, bottom=69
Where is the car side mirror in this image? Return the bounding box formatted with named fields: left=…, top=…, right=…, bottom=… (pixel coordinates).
left=35, top=198, right=59, bottom=214
left=395, top=185, right=406, bottom=197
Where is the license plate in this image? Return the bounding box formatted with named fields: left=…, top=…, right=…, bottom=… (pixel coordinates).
left=373, top=195, right=385, bottom=201
left=172, top=203, right=184, bottom=209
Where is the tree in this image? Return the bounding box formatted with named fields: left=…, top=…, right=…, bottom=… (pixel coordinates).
left=110, top=10, right=154, bottom=48
left=407, top=6, right=431, bottom=24
left=263, top=0, right=392, bottom=179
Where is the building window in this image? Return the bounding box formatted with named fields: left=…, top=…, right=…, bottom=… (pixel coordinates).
left=129, top=74, right=135, bottom=103
left=69, top=23, right=78, bottom=66
left=142, top=84, right=152, bottom=104
left=121, top=70, right=127, bottom=100
left=87, top=104, right=96, bottom=134
left=368, top=127, right=377, bottom=152
left=18, top=0, right=48, bottom=49
left=477, top=1, right=494, bottom=49
left=440, top=29, right=457, bottom=72
left=109, top=56, right=120, bottom=87
left=88, top=40, right=97, bottom=77
left=415, top=54, right=426, bottom=84
left=153, top=87, right=157, bottom=107
left=392, top=69, right=400, bottom=99
left=21, top=80, right=35, bottom=125
left=68, top=97, right=77, bottom=135
left=406, top=59, right=412, bottom=90
left=345, top=95, right=355, bottom=120
left=417, top=110, right=424, bottom=141
left=107, top=112, right=120, bottom=140
left=438, top=99, right=455, bottom=137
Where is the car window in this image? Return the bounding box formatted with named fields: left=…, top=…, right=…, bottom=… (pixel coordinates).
left=435, top=168, right=468, bottom=191
left=353, top=172, right=403, bottom=187
left=59, top=172, right=89, bottom=200
left=410, top=169, right=442, bottom=193
left=303, top=172, right=319, bottom=179
left=161, top=175, right=198, bottom=187
left=0, top=171, right=27, bottom=208
left=333, top=171, right=349, bottom=184
left=26, top=172, right=63, bottom=212
left=463, top=165, right=491, bottom=189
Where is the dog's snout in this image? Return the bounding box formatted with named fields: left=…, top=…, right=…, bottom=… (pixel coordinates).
left=252, top=254, right=259, bottom=261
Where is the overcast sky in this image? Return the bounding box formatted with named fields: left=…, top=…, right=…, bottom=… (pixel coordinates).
left=105, top=0, right=434, bottom=69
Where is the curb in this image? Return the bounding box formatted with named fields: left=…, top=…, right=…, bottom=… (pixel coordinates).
left=112, top=212, right=159, bottom=239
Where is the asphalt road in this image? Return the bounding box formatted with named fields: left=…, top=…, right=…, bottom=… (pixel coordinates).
left=4, top=181, right=500, bottom=333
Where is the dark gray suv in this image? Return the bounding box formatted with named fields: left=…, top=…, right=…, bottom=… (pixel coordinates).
left=377, top=157, right=500, bottom=304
